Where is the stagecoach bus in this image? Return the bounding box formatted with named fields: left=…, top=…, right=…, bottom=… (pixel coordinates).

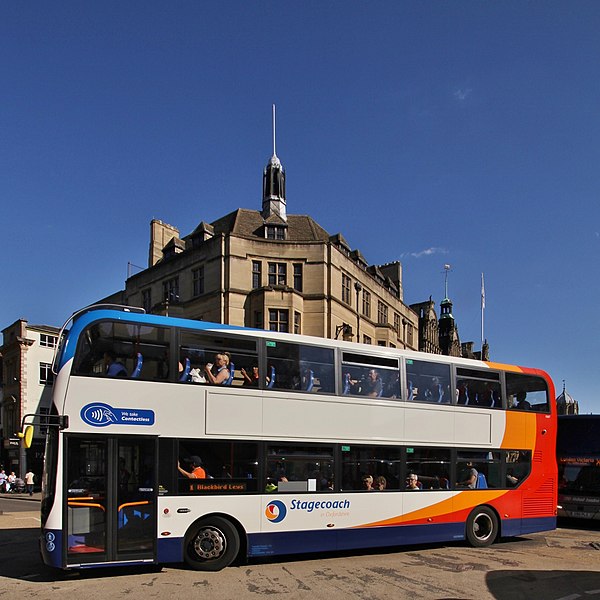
left=34, top=305, right=557, bottom=571
left=557, top=415, right=600, bottom=520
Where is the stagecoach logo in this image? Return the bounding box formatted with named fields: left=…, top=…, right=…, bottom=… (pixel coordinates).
left=265, top=500, right=287, bottom=523
left=80, top=402, right=155, bottom=427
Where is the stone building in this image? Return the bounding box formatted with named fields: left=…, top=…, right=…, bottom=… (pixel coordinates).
left=556, top=381, right=579, bottom=415
left=104, top=137, right=421, bottom=349
left=0, top=319, right=59, bottom=479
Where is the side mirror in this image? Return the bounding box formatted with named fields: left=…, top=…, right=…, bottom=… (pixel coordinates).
left=17, top=425, right=34, bottom=449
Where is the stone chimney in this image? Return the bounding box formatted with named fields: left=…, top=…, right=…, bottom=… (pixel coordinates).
left=148, top=219, right=180, bottom=267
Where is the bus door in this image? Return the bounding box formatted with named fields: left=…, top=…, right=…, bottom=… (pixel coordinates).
left=65, top=435, right=157, bottom=565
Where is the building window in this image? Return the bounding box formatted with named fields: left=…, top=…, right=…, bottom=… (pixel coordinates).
left=39, top=362, right=54, bottom=385
left=163, top=277, right=180, bottom=303
left=362, top=290, right=371, bottom=318
left=377, top=301, right=388, bottom=325
left=254, top=311, right=263, bottom=329
left=407, top=324, right=414, bottom=347
left=40, top=334, right=58, bottom=348
left=268, top=262, right=287, bottom=286
left=192, top=266, right=205, bottom=297
left=294, top=311, right=301, bottom=334
left=363, top=335, right=372, bottom=344
left=293, top=264, right=303, bottom=292
left=394, top=313, right=401, bottom=336
left=252, top=261, right=262, bottom=289
left=269, top=309, right=289, bottom=333
left=342, top=274, right=351, bottom=305
left=266, top=226, right=286, bottom=240
left=141, top=289, right=152, bottom=313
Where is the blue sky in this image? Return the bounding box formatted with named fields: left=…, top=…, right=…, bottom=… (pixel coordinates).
left=2, top=2, right=599, bottom=411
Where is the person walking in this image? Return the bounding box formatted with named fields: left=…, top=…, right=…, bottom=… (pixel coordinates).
left=25, top=470, right=35, bottom=496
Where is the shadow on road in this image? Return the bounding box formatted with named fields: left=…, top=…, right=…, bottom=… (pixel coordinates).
left=0, top=527, right=160, bottom=583
left=487, top=570, right=600, bottom=600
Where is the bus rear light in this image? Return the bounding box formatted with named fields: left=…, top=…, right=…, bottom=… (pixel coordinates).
left=163, top=508, right=169, bottom=514
left=161, top=532, right=171, bottom=536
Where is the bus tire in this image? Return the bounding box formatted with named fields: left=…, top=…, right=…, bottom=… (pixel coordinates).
left=184, top=516, right=240, bottom=571
left=466, top=506, right=498, bottom=548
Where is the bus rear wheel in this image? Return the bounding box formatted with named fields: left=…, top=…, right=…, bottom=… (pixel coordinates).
left=184, top=517, right=240, bottom=571
left=466, top=506, right=498, bottom=548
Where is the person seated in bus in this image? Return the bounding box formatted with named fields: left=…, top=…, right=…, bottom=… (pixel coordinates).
left=456, top=381, right=469, bottom=404
left=204, top=353, right=230, bottom=385
left=515, top=391, right=531, bottom=410
left=103, top=351, right=127, bottom=377
left=424, top=377, right=443, bottom=403
left=362, top=369, right=383, bottom=397
left=177, top=456, right=206, bottom=479
left=375, top=475, right=387, bottom=491
left=477, top=382, right=495, bottom=407
left=362, top=475, right=374, bottom=490
left=241, top=366, right=260, bottom=386
left=457, top=462, right=478, bottom=488
left=405, top=473, right=421, bottom=490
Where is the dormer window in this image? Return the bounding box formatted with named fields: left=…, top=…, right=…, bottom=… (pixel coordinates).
left=266, top=225, right=286, bottom=240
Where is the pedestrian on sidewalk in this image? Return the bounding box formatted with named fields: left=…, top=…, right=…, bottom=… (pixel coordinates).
left=25, top=470, right=35, bottom=496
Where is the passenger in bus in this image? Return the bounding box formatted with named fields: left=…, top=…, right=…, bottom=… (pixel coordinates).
left=177, top=456, right=206, bottom=479
left=362, top=369, right=383, bottom=397
left=118, top=457, right=130, bottom=490
left=241, top=366, right=260, bottom=386
left=104, top=351, right=127, bottom=378
left=405, top=474, right=421, bottom=490
left=204, top=353, right=231, bottom=385
left=375, top=475, right=387, bottom=491
left=515, top=391, right=531, bottom=411
left=457, top=381, right=469, bottom=404
left=477, top=382, right=495, bottom=407
left=362, top=475, right=374, bottom=490
left=457, top=462, right=478, bottom=488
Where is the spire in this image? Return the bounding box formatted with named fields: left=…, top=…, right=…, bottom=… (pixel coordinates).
left=440, top=264, right=453, bottom=319
left=262, top=104, right=287, bottom=221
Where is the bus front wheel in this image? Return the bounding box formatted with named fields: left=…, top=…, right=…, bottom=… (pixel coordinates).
left=184, top=516, right=240, bottom=571
left=466, top=506, right=498, bottom=548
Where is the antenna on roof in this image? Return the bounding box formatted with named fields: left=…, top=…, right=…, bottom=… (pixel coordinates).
left=272, top=104, right=277, bottom=157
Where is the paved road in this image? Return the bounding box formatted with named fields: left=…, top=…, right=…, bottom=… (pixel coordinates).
left=0, top=493, right=41, bottom=514
left=1, top=502, right=600, bottom=600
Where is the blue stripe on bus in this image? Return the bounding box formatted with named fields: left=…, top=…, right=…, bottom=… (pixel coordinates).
left=518, top=516, right=556, bottom=535
left=247, top=522, right=465, bottom=557
left=247, top=516, right=558, bottom=558
left=157, top=537, right=184, bottom=563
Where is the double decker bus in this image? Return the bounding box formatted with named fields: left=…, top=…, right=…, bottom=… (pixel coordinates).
left=35, top=305, right=557, bottom=571
left=557, top=415, right=600, bottom=520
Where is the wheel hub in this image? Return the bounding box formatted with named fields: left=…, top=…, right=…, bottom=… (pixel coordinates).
left=193, top=527, right=226, bottom=559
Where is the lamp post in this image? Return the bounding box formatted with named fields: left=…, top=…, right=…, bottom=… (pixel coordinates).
left=354, top=281, right=362, bottom=343
left=335, top=323, right=353, bottom=341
